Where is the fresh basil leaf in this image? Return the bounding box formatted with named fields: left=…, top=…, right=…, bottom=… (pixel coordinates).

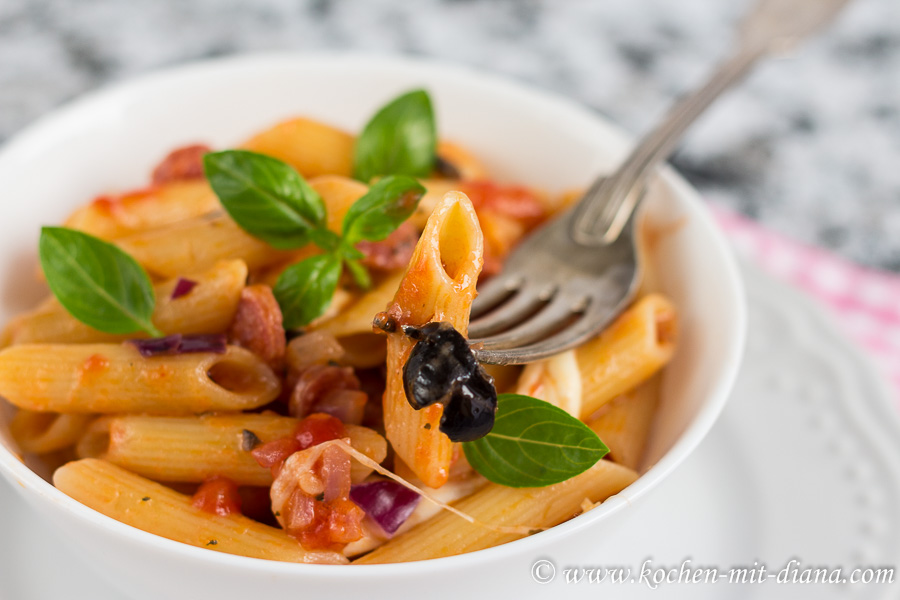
left=341, top=175, right=425, bottom=245
left=462, top=394, right=609, bottom=488
left=273, top=253, right=343, bottom=329
left=353, top=90, right=437, bottom=182
left=204, top=150, right=326, bottom=250
left=344, top=258, right=372, bottom=290
left=39, top=227, right=162, bottom=337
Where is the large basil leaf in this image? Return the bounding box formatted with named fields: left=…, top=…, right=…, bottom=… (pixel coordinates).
left=353, top=89, right=436, bottom=182
left=463, top=394, right=609, bottom=488
left=39, top=227, right=161, bottom=336
left=204, top=150, right=325, bottom=250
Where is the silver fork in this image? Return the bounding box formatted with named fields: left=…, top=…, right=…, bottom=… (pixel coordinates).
left=469, top=0, right=851, bottom=365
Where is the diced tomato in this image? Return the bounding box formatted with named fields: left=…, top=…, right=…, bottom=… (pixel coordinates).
left=460, top=180, right=547, bottom=229
left=251, top=437, right=302, bottom=469
left=283, top=493, right=365, bottom=552
left=191, top=476, right=242, bottom=517
left=294, top=413, right=347, bottom=450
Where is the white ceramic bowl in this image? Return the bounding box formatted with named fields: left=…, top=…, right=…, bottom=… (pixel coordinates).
left=0, top=54, right=745, bottom=599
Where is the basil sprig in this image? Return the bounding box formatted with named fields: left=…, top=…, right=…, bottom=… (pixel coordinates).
left=463, top=394, right=609, bottom=488
left=39, top=227, right=163, bottom=337
left=204, top=150, right=425, bottom=329
left=353, top=89, right=437, bottom=183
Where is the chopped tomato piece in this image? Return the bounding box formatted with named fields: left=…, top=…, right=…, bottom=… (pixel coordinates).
left=191, top=476, right=242, bottom=517
left=251, top=437, right=302, bottom=470
left=294, top=413, right=347, bottom=450
left=460, top=180, right=547, bottom=229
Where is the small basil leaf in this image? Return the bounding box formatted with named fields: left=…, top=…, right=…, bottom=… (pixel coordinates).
left=344, top=258, right=372, bottom=290
left=204, top=150, right=326, bottom=250
left=39, top=227, right=162, bottom=336
left=462, top=394, right=609, bottom=488
left=341, top=175, right=425, bottom=245
left=273, top=253, right=343, bottom=329
left=353, top=90, right=437, bottom=182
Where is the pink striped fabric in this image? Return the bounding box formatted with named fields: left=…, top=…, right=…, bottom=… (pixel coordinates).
left=712, top=205, right=900, bottom=404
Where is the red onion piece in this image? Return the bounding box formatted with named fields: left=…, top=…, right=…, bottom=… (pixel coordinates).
left=128, top=334, right=181, bottom=357
left=128, top=333, right=227, bottom=357
left=178, top=334, right=228, bottom=354
left=171, top=277, right=198, bottom=299
left=349, top=480, right=420, bottom=535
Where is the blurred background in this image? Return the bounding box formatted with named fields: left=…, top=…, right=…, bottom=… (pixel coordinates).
left=0, top=0, right=898, bottom=270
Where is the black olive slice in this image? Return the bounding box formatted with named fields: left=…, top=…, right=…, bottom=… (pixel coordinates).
left=402, top=322, right=498, bottom=442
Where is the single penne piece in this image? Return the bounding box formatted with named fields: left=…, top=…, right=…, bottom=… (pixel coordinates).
left=0, top=344, right=280, bottom=413
left=380, top=192, right=484, bottom=489
left=577, top=294, right=677, bottom=419
left=115, top=214, right=288, bottom=279
left=77, top=414, right=387, bottom=486
left=54, top=459, right=346, bottom=564
left=312, top=270, right=404, bottom=338
left=354, top=459, right=638, bottom=563
left=515, top=349, right=583, bottom=418
left=9, top=409, right=95, bottom=454
left=588, top=375, right=661, bottom=471
left=241, top=117, right=355, bottom=178
left=411, top=180, right=460, bottom=229
left=63, top=180, right=220, bottom=240
left=436, top=140, right=489, bottom=181
left=3, top=260, right=248, bottom=345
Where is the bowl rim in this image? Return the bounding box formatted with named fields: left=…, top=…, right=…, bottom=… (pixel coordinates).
left=0, top=51, right=747, bottom=575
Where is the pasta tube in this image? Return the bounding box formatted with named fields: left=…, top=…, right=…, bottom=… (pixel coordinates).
left=312, top=270, right=404, bottom=338
left=54, top=459, right=346, bottom=564
left=63, top=180, right=219, bottom=239
left=577, top=294, right=677, bottom=419
left=9, top=409, right=94, bottom=454
left=3, top=260, right=247, bottom=345
left=115, top=214, right=289, bottom=279
left=241, top=117, right=355, bottom=178
left=0, top=344, right=280, bottom=413
left=77, top=414, right=387, bottom=486
left=588, top=375, right=660, bottom=471
left=355, top=459, right=638, bottom=563
left=381, top=192, right=484, bottom=488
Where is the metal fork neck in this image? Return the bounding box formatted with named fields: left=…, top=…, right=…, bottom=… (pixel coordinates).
left=571, top=46, right=767, bottom=247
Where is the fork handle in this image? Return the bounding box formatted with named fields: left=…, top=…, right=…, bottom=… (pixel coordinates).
left=571, top=0, right=850, bottom=246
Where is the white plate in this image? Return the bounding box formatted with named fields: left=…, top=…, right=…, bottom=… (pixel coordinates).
left=1, top=263, right=896, bottom=599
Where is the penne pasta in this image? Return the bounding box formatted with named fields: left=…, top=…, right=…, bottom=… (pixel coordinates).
left=354, top=458, right=638, bottom=563
left=115, top=214, right=288, bottom=279
left=63, top=180, right=220, bottom=239
left=312, top=270, right=404, bottom=338
left=577, top=294, right=677, bottom=419
left=3, top=260, right=248, bottom=345
left=241, top=117, right=355, bottom=178
left=588, top=375, right=660, bottom=472
left=54, top=459, right=347, bottom=564
left=515, top=349, right=583, bottom=418
left=435, top=140, right=489, bottom=180
left=0, top=344, right=280, bottom=413
left=380, top=192, right=484, bottom=489
left=9, top=409, right=95, bottom=454
left=77, top=414, right=387, bottom=486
